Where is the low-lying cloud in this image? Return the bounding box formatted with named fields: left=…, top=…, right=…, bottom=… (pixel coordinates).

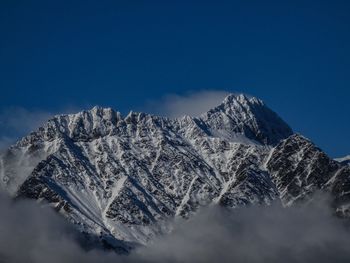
left=146, top=90, right=230, bottom=118
left=1, top=193, right=350, bottom=263
left=0, top=194, right=123, bottom=263
left=138, top=198, right=350, bottom=263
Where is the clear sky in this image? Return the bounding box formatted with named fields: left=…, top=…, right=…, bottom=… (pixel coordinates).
left=0, top=0, right=349, bottom=157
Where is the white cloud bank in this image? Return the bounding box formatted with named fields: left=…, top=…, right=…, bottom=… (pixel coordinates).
left=1, top=193, right=350, bottom=263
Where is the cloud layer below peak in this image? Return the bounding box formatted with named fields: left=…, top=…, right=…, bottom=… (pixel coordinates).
left=1, top=193, right=350, bottom=263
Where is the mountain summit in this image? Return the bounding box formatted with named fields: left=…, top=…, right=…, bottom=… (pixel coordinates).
left=0, top=94, right=349, bottom=252
left=200, top=94, right=293, bottom=145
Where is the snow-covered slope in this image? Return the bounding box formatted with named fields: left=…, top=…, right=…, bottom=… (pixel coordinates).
left=0, top=94, right=348, bottom=251
left=267, top=134, right=350, bottom=214
left=335, top=155, right=350, bottom=165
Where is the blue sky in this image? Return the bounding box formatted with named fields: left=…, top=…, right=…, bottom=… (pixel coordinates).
left=0, top=0, right=349, bottom=157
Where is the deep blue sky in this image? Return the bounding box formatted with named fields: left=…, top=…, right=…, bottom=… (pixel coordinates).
left=0, top=0, right=349, bottom=157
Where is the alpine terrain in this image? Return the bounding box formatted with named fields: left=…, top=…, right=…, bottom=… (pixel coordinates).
left=1, top=94, right=349, bottom=252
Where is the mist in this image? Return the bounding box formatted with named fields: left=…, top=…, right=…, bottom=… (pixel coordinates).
left=0, top=194, right=125, bottom=263
left=137, top=198, right=350, bottom=263
left=145, top=90, right=230, bottom=118
left=0, top=192, right=350, bottom=263
left=0, top=106, right=82, bottom=152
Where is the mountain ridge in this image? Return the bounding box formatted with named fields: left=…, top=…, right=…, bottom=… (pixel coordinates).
left=0, top=93, right=349, bottom=252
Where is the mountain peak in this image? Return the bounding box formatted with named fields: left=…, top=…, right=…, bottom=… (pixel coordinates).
left=201, top=93, right=293, bottom=145
left=2, top=93, right=350, bottom=253
left=223, top=93, right=263, bottom=106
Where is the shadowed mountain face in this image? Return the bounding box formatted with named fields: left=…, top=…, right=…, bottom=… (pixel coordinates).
left=0, top=94, right=348, bottom=252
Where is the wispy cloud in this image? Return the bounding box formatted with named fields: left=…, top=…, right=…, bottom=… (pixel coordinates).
left=0, top=106, right=81, bottom=151
left=0, top=107, right=54, bottom=150
left=0, top=107, right=53, bottom=135
left=0, top=136, right=15, bottom=151
left=145, top=90, right=230, bottom=118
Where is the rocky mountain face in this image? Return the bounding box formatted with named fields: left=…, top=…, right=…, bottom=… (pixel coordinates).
left=0, top=94, right=349, bottom=252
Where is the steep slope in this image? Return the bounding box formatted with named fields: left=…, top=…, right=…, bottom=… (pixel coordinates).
left=267, top=134, right=350, bottom=216
left=200, top=94, right=293, bottom=145
left=0, top=93, right=348, bottom=251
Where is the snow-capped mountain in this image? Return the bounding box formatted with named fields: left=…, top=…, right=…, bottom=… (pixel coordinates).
left=0, top=94, right=349, bottom=252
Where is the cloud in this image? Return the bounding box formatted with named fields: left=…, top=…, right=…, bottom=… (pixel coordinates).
left=137, top=197, right=350, bottom=263
left=0, top=107, right=53, bottom=135
left=0, top=194, right=126, bottom=263
left=1, top=192, right=350, bottom=263
left=146, top=90, right=230, bottom=118
left=0, top=136, right=14, bottom=152
left=0, top=107, right=54, bottom=151
left=0, top=106, right=82, bottom=151
left=0, top=149, right=49, bottom=194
